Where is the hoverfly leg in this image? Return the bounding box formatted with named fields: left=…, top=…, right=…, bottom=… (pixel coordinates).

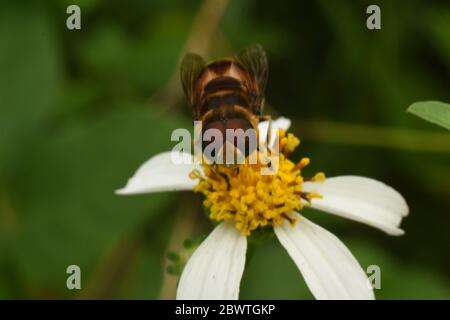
left=218, top=172, right=231, bottom=191
left=259, top=115, right=273, bottom=147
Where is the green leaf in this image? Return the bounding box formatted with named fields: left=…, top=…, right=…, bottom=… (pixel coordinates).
left=407, top=101, right=450, bottom=130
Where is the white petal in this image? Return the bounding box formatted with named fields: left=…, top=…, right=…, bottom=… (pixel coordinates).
left=275, top=213, right=374, bottom=300
left=302, top=176, right=409, bottom=236
left=258, top=117, right=291, bottom=147
left=176, top=222, right=247, bottom=300
left=115, top=151, right=201, bottom=195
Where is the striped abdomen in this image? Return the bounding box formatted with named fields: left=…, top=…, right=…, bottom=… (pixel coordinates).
left=194, top=60, right=257, bottom=123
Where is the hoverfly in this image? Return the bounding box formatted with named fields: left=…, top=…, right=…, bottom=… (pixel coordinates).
left=180, top=44, right=269, bottom=163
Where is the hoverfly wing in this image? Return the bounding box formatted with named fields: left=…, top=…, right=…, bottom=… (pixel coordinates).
left=180, top=53, right=206, bottom=111
left=234, top=44, right=268, bottom=115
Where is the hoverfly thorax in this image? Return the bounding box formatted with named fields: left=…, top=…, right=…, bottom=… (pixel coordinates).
left=180, top=44, right=268, bottom=164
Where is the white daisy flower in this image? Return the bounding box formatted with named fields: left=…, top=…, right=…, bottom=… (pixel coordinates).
left=116, top=117, right=409, bottom=300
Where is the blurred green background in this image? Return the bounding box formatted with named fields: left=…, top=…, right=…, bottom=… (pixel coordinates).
left=0, top=0, right=449, bottom=299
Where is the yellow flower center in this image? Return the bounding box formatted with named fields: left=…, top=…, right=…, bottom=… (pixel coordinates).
left=189, top=130, right=325, bottom=236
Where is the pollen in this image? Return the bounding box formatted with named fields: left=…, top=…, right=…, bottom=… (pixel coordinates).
left=190, top=130, right=326, bottom=236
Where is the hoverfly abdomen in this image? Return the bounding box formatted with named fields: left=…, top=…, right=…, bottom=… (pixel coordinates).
left=203, top=93, right=249, bottom=112
left=203, top=76, right=242, bottom=94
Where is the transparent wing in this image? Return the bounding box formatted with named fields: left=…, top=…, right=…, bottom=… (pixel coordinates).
left=234, top=44, right=269, bottom=97
left=180, top=53, right=206, bottom=106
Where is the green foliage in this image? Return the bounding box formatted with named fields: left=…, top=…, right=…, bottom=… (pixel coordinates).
left=0, top=0, right=449, bottom=299
left=351, top=242, right=450, bottom=299
left=0, top=4, right=61, bottom=175
left=408, top=101, right=450, bottom=130
left=10, top=107, right=184, bottom=294
left=240, top=237, right=312, bottom=299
